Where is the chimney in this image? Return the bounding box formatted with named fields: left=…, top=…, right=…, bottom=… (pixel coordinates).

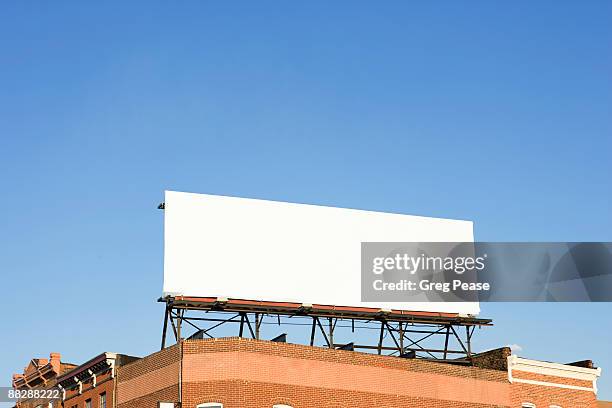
left=49, top=352, right=61, bottom=373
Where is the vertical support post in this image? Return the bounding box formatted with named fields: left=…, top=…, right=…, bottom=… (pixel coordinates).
left=255, top=313, right=260, bottom=340
left=378, top=321, right=385, bottom=355
left=239, top=313, right=245, bottom=337
left=169, top=311, right=178, bottom=341
left=328, top=318, right=334, bottom=349
left=161, top=304, right=169, bottom=350
left=443, top=325, right=451, bottom=360
left=176, top=309, right=183, bottom=341
left=466, top=325, right=472, bottom=358
left=399, top=322, right=404, bottom=354
left=310, top=317, right=317, bottom=346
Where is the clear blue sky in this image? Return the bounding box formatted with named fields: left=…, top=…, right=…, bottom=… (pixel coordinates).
left=1, top=0, right=611, bottom=403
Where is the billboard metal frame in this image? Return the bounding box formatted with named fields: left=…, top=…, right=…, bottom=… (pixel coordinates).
left=159, top=296, right=492, bottom=362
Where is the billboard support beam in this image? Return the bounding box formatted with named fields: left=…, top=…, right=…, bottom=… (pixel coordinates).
left=443, top=326, right=451, bottom=359
left=255, top=313, right=261, bottom=340
left=328, top=318, right=335, bottom=349
left=159, top=296, right=491, bottom=362
left=161, top=305, right=170, bottom=349
left=377, top=322, right=385, bottom=355
left=398, top=322, right=404, bottom=353
left=309, top=318, right=317, bottom=346
left=315, top=317, right=331, bottom=348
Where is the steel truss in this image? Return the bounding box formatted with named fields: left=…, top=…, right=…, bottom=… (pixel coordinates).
left=160, top=296, right=491, bottom=362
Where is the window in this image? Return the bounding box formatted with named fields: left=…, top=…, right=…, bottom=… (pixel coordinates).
left=99, top=392, right=106, bottom=408
left=522, top=404, right=536, bottom=408
left=550, top=406, right=562, bottom=408
left=158, top=404, right=174, bottom=408
left=196, top=404, right=223, bottom=408
left=85, top=399, right=92, bottom=408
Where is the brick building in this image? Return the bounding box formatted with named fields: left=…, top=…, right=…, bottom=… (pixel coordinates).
left=12, top=338, right=605, bottom=408
left=113, top=337, right=601, bottom=408
left=12, top=353, right=76, bottom=408
left=55, top=353, right=139, bottom=408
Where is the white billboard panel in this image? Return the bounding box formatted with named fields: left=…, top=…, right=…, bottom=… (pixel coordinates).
left=163, top=191, right=479, bottom=316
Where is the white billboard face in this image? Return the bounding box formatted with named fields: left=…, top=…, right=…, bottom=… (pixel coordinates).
left=163, top=191, right=479, bottom=316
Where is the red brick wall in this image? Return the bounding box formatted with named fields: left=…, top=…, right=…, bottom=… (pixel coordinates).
left=181, top=337, right=510, bottom=408
left=511, top=371, right=597, bottom=408
left=111, top=337, right=599, bottom=408
left=116, top=344, right=180, bottom=408
left=182, top=337, right=509, bottom=381
left=63, top=372, right=114, bottom=408
left=183, top=380, right=503, bottom=408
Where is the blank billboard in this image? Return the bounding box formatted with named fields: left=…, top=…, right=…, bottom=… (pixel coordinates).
left=162, top=191, right=479, bottom=316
